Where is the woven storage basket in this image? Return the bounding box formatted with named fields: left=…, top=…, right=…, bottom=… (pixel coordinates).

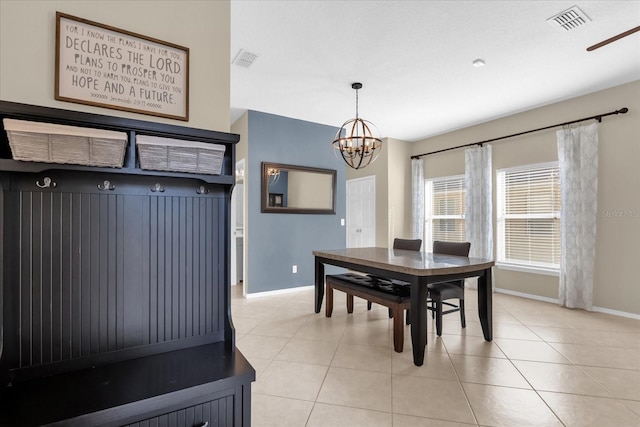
left=3, top=119, right=127, bottom=168
left=137, top=135, right=225, bottom=175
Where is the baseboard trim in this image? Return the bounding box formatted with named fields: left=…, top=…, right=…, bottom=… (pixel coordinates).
left=494, top=288, right=640, bottom=320
left=494, top=287, right=559, bottom=304
left=246, top=285, right=314, bottom=299
left=245, top=285, right=640, bottom=319
left=591, top=305, right=640, bottom=320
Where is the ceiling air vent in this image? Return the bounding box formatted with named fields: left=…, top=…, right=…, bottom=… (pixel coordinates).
left=232, top=49, right=259, bottom=68
left=547, top=5, right=591, bottom=31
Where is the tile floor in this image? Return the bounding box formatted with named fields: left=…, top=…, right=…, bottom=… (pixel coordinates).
left=232, top=285, right=640, bottom=427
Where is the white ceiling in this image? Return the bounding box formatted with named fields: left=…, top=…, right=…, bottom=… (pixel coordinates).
left=230, top=1, right=640, bottom=142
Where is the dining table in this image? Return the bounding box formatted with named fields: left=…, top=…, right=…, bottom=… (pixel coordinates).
left=313, top=247, right=495, bottom=366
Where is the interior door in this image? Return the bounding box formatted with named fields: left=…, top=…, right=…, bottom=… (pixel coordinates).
left=346, top=176, right=375, bottom=247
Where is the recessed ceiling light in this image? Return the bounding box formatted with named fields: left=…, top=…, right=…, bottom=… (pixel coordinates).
left=472, top=59, right=485, bottom=67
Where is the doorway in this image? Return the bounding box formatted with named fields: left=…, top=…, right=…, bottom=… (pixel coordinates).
left=230, top=159, right=245, bottom=291
left=346, top=175, right=376, bottom=247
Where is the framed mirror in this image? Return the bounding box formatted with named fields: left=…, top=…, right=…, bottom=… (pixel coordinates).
left=261, top=162, right=336, bottom=214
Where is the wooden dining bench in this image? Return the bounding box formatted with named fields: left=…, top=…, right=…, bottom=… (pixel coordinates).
left=325, top=273, right=411, bottom=352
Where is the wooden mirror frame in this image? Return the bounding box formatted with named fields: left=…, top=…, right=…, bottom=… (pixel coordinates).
left=261, top=162, right=336, bottom=214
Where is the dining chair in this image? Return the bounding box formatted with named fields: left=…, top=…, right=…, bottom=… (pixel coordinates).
left=428, top=240, right=471, bottom=336
left=366, top=238, right=422, bottom=312
left=392, top=238, right=423, bottom=251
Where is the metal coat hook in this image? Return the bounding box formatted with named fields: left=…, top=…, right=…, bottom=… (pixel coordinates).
left=151, top=183, right=165, bottom=193
left=36, top=177, right=56, bottom=188
left=196, top=185, right=209, bottom=195
left=97, top=180, right=115, bottom=191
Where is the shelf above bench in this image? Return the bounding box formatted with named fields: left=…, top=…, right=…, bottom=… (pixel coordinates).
left=0, top=101, right=239, bottom=184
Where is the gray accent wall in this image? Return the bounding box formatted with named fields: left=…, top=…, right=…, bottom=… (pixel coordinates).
left=247, top=111, right=345, bottom=294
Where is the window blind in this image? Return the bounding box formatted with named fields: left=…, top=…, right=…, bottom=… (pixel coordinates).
left=497, top=163, right=561, bottom=269
left=425, top=176, right=466, bottom=246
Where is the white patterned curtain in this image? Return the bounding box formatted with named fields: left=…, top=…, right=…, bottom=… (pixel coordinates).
left=557, top=122, right=599, bottom=310
left=411, top=158, right=425, bottom=241
left=465, top=144, right=493, bottom=260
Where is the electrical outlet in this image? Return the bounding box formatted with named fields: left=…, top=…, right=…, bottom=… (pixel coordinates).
left=292, top=265, right=297, bottom=273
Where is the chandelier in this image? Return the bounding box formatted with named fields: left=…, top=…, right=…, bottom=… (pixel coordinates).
left=332, top=82, right=382, bottom=170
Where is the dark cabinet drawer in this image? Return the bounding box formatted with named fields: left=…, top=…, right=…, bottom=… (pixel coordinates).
left=121, top=395, right=234, bottom=427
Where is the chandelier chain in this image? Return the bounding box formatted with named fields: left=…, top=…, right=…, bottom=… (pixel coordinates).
left=355, top=87, right=359, bottom=119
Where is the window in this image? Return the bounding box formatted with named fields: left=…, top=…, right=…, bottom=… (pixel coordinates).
left=425, top=175, right=466, bottom=249
left=497, top=163, right=560, bottom=274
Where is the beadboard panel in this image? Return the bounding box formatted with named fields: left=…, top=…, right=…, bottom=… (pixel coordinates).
left=13, top=188, right=223, bottom=369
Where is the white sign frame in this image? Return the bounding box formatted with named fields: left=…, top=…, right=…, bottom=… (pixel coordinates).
left=55, top=12, right=189, bottom=121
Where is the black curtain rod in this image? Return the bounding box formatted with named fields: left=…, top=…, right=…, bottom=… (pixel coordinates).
left=410, top=107, right=629, bottom=159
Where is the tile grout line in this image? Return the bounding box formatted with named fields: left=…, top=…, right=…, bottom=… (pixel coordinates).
left=442, top=335, right=481, bottom=426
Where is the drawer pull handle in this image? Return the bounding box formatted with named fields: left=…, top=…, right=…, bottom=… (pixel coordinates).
left=98, top=180, right=115, bottom=191
left=36, top=177, right=56, bottom=188
left=196, top=185, right=209, bottom=195
left=196, top=422, right=209, bottom=427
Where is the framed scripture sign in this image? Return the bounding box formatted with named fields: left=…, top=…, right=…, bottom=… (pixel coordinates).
left=55, top=12, right=189, bottom=121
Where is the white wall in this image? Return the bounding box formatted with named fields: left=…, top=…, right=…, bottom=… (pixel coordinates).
left=412, top=81, right=640, bottom=315
left=387, top=137, right=412, bottom=242
left=0, top=0, right=231, bottom=132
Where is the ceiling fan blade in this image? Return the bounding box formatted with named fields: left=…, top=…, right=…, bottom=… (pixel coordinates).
left=587, top=25, right=640, bottom=51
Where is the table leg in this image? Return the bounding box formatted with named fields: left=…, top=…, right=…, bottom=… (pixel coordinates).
left=314, top=257, right=325, bottom=313
left=477, top=267, right=493, bottom=341
left=409, top=278, right=428, bottom=366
